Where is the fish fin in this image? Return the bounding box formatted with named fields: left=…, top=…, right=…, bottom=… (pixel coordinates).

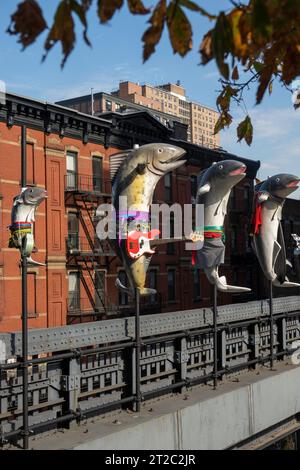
left=115, top=278, right=134, bottom=296
left=273, top=277, right=300, bottom=288
left=27, top=256, right=46, bottom=266
left=197, top=183, right=211, bottom=196
left=217, top=275, right=252, bottom=293
left=139, top=288, right=157, bottom=296
left=110, top=150, right=132, bottom=183
left=274, top=224, right=287, bottom=283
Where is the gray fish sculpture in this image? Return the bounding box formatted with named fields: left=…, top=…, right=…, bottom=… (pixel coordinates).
left=252, top=173, right=300, bottom=287
left=9, top=187, right=47, bottom=266
left=194, top=159, right=251, bottom=293
left=109, top=143, right=186, bottom=296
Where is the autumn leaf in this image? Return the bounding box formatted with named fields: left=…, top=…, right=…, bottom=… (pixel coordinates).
left=237, top=115, right=253, bottom=146
left=166, top=3, right=193, bottom=57
left=43, top=0, right=91, bottom=68
left=127, top=0, right=150, bottom=15
left=212, top=12, right=234, bottom=79
left=142, top=0, right=167, bottom=62
left=7, top=0, right=47, bottom=48
left=200, top=31, right=213, bottom=64
left=97, top=0, right=124, bottom=23
left=231, top=65, right=239, bottom=80
left=214, top=111, right=233, bottom=134
left=178, top=0, right=216, bottom=19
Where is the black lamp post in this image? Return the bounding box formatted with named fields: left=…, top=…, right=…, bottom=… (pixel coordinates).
left=21, top=125, right=29, bottom=450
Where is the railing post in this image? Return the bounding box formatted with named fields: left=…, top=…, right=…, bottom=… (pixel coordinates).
left=66, top=355, right=80, bottom=427
left=179, top=336, right=188, bottom=393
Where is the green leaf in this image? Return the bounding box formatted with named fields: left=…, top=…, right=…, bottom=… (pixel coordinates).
left=142, top=0, right=167, bottom=62
left=127, top=0, right=150, bottom=15
left=237, top=115, right=253, bottom=146
left=7, top=0, right=47, bottom=48
left=97, top=0, right=124, bottom=23
left=166, top=3, right=193, bottom=56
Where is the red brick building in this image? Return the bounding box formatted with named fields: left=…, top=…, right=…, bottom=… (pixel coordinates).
left=0, top=93, right=260, bottom=332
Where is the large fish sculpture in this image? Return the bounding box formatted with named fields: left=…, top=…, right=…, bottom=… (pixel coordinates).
left=9, top=187, right=47, bottom=266
left=194, top=159, right=251, bottom=293
left=251, top=174, right=300, bottom=287
left=109, top=143, right=186, bottom=296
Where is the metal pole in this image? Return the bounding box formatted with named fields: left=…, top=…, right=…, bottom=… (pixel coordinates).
left=269, top=280, right=274, bottom=369
left=21, top=125, right=29, bottom=449
left=91, top=88, right=94, bottom=116
left=135, top=288, right=141, bottom=411
left=213, top=284, right=218, bottom=389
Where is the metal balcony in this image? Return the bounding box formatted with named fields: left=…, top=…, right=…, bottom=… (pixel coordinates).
left=67, top=295, right=119, bottom=318
left=66, top=234, right=115, bottom=257
left=65, top=173, right=111, bottom=196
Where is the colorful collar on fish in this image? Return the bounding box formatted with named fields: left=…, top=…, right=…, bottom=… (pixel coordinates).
left=204, top=226, right=225, bottom=242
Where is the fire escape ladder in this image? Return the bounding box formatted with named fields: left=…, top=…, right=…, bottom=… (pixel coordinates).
left=82, top=256, right=107, bottom=313
left=78, top=267, right=97, bottom=312
left=78, top=210, right=94, bottom=252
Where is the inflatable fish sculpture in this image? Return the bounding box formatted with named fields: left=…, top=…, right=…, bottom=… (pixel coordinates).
left=9, top=187, right=47, bottom=266
left=194, top=159, right=251, bottom=293
left=109, top=143, right=186, bottom=296
left=252, top=174, right=300, bottom=287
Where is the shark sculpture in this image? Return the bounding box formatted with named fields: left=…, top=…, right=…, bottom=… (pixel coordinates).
left=9, top=186, right=47, bottom=266
left=194, top=159, right=251, bottom=293
left=252, top=173, right=300, bottom=287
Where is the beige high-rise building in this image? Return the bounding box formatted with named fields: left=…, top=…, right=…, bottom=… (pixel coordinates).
left=57, top=81, right=220, bottom=148
left=116, top=81, right=220, bottom=148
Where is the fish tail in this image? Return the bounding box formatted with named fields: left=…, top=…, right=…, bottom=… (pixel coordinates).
left=204, top=267, right=251, bottom=293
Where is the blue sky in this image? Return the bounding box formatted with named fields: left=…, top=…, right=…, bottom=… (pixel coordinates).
left=1, top=0, right=300, bottom=188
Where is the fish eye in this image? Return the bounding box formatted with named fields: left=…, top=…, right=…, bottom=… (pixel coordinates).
left=218, top=164, right=223, bottom=169
left=275, top=177, right=280, bottom=182
left=158, top=148, right=163, bottom=153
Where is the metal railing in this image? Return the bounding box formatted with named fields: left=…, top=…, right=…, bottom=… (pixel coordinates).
left=65, top=173, right=111, bottom=194
left=66, top=234, right=114, bottom=256
left=1, top=295, right=300, bottom=446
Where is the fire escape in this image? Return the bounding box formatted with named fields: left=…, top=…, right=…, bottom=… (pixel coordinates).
left=65, top=171, right=117, bottom=322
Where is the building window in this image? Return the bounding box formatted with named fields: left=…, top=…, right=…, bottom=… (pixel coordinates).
left=244, top=185, right=251, bottom=201
left=26, top=143, right=35, bottom=185
left=190, top=175, right=198, bottom=200
left=67, top=212, right=79, bottom=250
left=167, top=216, right=175, bottom=255
left=231, top=227, right=238, bottom=251
left=66, top=151, right=78, bottom=189
left=148, top=269, right=157, bottom=304
left=167, top=269, right=176, bottom=301
left=164, top=172, right=172, bottom=201
left=105, top=100, right=112, bottom=111
left=92, top=156, right=103, bottom=192
left=118, top=271, right=128, bottom=306
left=193, top=269, right=201, bottom=301
left=68, top=271, right=80, bottom=313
